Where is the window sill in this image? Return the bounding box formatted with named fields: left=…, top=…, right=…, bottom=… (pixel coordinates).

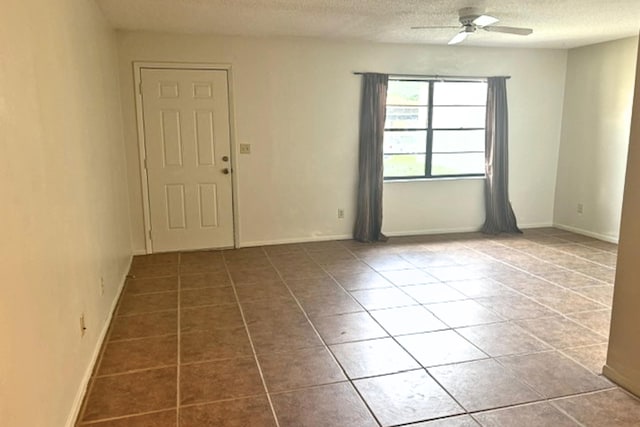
left=384, top=176, right=486, bottom=183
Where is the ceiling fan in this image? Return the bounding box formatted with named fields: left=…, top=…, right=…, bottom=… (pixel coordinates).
left=412, top=7, right=533, bottom=45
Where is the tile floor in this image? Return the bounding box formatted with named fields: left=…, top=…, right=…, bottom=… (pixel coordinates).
left=76, top=228, right=640, bottom=426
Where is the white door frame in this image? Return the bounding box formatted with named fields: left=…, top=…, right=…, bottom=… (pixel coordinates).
left=133, top=62, right=240, bottom=253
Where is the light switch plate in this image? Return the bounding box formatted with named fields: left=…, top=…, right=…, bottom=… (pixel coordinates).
left=239, top=144, right=251, bottom=154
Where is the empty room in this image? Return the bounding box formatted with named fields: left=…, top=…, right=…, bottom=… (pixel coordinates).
left=4, top=0, right=640, bottom=426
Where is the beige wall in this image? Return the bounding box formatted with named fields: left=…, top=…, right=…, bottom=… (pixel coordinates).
left=605, top=36, right=640, bottom=397
left=554, top=37, right=638, bottom=242
left=117, top=32, right=567, bottom=251
left=0, top=0, right=131, bottom=426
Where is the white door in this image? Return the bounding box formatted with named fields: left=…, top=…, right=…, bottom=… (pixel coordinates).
left=140, top=68, right=234, bottom=252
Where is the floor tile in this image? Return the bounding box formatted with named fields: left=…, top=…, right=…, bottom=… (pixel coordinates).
left=78, top=409, right=176, bottom=426
left=258, top=347, right=346, bottom=392
left=297, top=292, right=363, bottom=317
left=180, top=271, right=231, bottom=289
left=179, top=396, right=276, bottom=427
left=124, top=276, right=178, bottom=296
left=313, top=311, right=388, bottom=344
left=249, top=319, right=323, bottom=354
left=529, top=288, right=606, bottom=314
left=180, top=304, right=244, bottom=333
left=109, top=310, right=177, bottom=341
left=131, top=252, right=179, bottom=267
left=234, top=280, right=291, bottom=302
left=277, top=264, right=327, bottom=280
left=331, top=270, right=393, bottom=291
left=370, top=305, right=447, bottom=335
left=381, top=268, right=439, bottom=286
left=350, top=287, right=418, bottom=310
left=497, top=351, right=612, bottom=398
left=474, top=294, right=557, bottom=320
left=574, top=285, right=614, bottom=306
left=129, top=263, right=179, bottom=279
left=240, top=297, right=303, bottom=324
left=456, top=322, right=550, bottom=357
left=98, top=335, right=177, bottom=375
left=271, top=382, right=378, bottom=427
left=553, top=388, right=640, bottom=426
left=397, top=330, right=487, bottom=367
left=447, top=278, right=514, bottom=298
left=561, top=343, right=608, bottom=374
left=179, top=262, right=226, bottom=276
left=567, top=309, right=611, bottom=336
left=426, top=300, right=503, bottom=328
left=330, top=338, right=419, bottom=379
left=537, top=270, right=604, bottom=289
left=429, top=359, right=541, bottom=412
left=284, top=276, right=344, bottom=297
left=322, top=260, right=374, bottom=275
left=473, top=402, right=579, bottom=426
left=410, top=415, right=479, bottom=426
left=82, top=367, right=176, bottom=422
left=360, top=254, right=415, bottom=271
left=402, top=283, right=467, bottom=304
left=229, top=267, right=281, bottom=286
left=517, top=316, right=607, bottom=349
left=180, top=326, right=252, bottom=363
left=424, top=266, right=486, bottom=281
left=180, top=358, right=264, bottom=405
left=117, top=292, right=178, bottom=316
left=180, top=287, right=237, bottom=308
left=180, top=250, right=223, bottom=265
left=354, top=370, right=463, bottom=426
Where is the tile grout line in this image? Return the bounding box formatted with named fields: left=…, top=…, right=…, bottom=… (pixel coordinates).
left=262, top=246, right=384, bottom=427
left=75, top=265, right=141, bottom=425
left=223, top=249, right=281, bottom=427
left=457, top=241, right=611, bottom=340
left=331, top=241, right=480, bottom=420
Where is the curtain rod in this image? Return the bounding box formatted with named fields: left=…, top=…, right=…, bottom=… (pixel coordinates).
left=352, top=72, right=510, bottom=80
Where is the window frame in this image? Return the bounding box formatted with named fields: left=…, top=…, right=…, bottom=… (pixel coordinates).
left=383, top=78, right=487, bottom=181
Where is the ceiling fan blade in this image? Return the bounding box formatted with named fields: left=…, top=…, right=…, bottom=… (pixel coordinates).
left=411, top=25, right=460, bottom=30
left=472, top=14, right=499, bottom=27
left=448, top=31, right=469, bottom=45
left=483, top=25, right=533, bottom=36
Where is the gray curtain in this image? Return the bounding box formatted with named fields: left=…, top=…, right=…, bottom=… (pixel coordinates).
left=354, top=73, right=389, bottom=242
left=481, top=77, right=522, bottom=234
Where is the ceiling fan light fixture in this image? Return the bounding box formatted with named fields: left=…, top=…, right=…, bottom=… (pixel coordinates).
left=472, top=14, right=499, bottom=27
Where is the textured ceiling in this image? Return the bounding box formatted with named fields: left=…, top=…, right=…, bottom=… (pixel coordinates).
left=95, top=0, right=640, bottom=48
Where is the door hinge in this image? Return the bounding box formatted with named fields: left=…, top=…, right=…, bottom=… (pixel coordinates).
left=143, top=157, right=148, bottom=169
left=148, top=229, right=152, bottom=240
left=138, top=81, right=143, bottom=95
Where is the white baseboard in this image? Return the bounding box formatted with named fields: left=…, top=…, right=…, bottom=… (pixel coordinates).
left=519, top=222, right=555, bottom=229
left=383, top=226, right=481, bottom=237
left=240, top=222, right=559, bottom=247
left=553, top=223, right=619, bottom=244
left=65, top=255, right=133, bottom=427
left=239, top=233, right=353, bottom=248
left=603, top=364, right=640, bottom=398
left=132, top=249, right=148, bottom=256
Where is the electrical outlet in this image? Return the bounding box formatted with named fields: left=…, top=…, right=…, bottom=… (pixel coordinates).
left=239, top=143, right=251, bottom=154
left=100, top=277, right=105, bottom=296
left=79, top=313, right=87, bottom=337
left=337, top=208, right=345, bottom=219
left=577, top=203, right=584, bottom=214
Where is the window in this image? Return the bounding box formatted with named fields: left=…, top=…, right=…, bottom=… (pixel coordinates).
left=383, top=79, right=488, bottom=179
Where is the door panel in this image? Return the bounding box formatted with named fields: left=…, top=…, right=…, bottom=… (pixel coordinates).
left=141, top=68, right=234, bottom=252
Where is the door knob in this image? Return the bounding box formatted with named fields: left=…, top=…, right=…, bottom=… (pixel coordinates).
left=222, top=156, right=229, bottom=162
left=222, top=168, right=230, bottom=175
